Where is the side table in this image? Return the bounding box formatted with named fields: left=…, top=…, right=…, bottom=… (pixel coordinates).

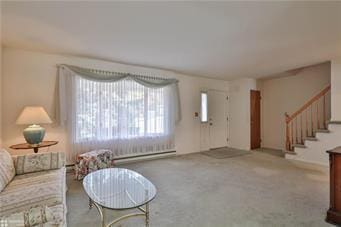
left=326, top=146, right=341, bottom=225
left=10, top=141, right=58, bottom=153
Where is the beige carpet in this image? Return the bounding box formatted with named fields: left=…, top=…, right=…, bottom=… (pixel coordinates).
left=201, top=147, right=251, bottom=159
left=66, top=150, right=332, bottom=227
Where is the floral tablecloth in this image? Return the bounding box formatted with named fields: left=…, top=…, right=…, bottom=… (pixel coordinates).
left=74, top=149, right=115, bottom=180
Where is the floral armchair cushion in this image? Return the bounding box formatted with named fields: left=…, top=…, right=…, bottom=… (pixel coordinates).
left=0, top=149, right=15, bottom=192
left=75, top=149, right=115, bottom=180
left=13, top=152, right=66, bottom=175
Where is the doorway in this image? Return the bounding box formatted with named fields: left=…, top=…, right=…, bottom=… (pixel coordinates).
left=208, top=90, right=228, bottom=149
left=250, top=90, right=261, bottom=149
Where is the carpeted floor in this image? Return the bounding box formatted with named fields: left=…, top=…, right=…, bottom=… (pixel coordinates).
left=254, top=147, right=285, bottom=157
left=66, top=150, right=331, bottom=227
left=201, top=147, right=251, bottom=159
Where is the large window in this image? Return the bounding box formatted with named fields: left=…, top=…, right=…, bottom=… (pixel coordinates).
left=58, top=65, right=179, bottom=160
left=75, top=76, right=168, bottom=142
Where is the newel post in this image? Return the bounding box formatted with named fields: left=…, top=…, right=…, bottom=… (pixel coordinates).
left=285, top=112, right=291, bottom=151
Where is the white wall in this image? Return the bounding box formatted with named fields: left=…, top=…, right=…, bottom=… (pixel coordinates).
left=259, top=62, right=331, bottom=150
left=228, top=78, right=257, bottom=150
left=2, top=48, right=231, bottom=156
left=331, top=57, right=341, bottom=121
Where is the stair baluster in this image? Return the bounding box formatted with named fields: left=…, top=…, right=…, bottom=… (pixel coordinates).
left=306, top=110, right=308, bottom=137
left=311, top=104, right=313, bottom=137
left=291, top=121, right=293, bottom=150
left=295, top=118, right=298, bottom=144
left=317, top=101, right=320, bottom=129
left=285, top=85, right=331, bottom=151
left=323, top=95, right=326, bottom=129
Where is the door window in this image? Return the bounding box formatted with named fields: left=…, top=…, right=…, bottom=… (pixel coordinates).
left=201, top=92, right=208, bottom=123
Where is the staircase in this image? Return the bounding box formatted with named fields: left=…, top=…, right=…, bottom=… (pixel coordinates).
left=284, top=85, right=335, bottom=165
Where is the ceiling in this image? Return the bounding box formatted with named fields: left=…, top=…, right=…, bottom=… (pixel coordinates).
left=2, top=1, right=341, bottom=80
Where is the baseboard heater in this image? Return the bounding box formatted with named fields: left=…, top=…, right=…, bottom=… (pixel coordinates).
left=65, top=150, right=176, bottom=167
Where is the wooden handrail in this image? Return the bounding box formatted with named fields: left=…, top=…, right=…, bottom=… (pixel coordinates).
left=285, top=85, right=331, bottom=123
left=285, top=84, right=331, bottom=151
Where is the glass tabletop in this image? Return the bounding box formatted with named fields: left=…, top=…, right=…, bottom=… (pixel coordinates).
left=83, top=168, right=157, bottom=210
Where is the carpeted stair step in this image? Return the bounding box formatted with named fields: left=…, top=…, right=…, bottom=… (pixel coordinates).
left=305, top=137, right=318, bottom=141
left=293, top=143, right=307, bottom=148
left=284, top=150, right=297, bottom=155
left=316, top=129, right=330, bottom=133
left=327, top=120, right=341, bottom=125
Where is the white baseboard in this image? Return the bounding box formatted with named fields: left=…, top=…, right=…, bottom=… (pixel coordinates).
left=114, top=151, right=176, bottom=165
left=65, top=150, right=176, bottom=167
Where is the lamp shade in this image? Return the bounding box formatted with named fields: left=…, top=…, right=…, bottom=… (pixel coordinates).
left=16, top=106, right=52, bottom=125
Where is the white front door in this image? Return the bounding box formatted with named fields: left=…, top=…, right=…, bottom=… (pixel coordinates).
left=208, top=90, right=228, bottom=149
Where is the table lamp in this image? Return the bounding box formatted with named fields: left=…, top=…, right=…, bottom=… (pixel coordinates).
left=16, top=106, right=52, bottom=145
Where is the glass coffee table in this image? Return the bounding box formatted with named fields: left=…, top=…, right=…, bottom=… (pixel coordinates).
left=83, top=168, right=157, bottom=227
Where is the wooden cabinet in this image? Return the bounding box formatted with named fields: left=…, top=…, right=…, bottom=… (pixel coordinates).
left=326, top=147, right=341, bottom=225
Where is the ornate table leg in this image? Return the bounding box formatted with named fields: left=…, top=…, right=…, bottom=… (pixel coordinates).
left=89, top=198, right=93, bottom=209
left=90, top=198, right=150, bottom=227
left=92, top=201, right=105, bottom=227
left=103, top=207, right=106, bottom=226
left=145, top=202, right=150, bottom=227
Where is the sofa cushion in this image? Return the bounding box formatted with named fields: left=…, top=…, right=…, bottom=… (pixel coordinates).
left=0, top=204, right=65, bottom=227
left=3, top=205, right=55, bottom=226
left=0, top=149, right=15, bottom=192
left=0, top=167, right=66, bottom=217
left=13, top=152, right=65, bottom=175
left=48, top=204, right=66, bottom=226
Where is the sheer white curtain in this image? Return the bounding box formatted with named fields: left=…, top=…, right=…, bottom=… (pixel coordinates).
left=58, top=66, right=179, bottom=162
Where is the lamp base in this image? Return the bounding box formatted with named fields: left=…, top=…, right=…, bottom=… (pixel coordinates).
left=23, top=124, right=45, bottom=145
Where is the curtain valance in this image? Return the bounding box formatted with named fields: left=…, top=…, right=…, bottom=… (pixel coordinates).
left=59, top=64, right=178, bottom=88
left=58, top=64, right=181, bottom=125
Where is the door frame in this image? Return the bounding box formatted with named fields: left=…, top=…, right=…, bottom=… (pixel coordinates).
left=208, top=89, right=229, bottom=150
left=199, top=88, right=229, bottom=151
left=250, top=90, right=261, bottom=150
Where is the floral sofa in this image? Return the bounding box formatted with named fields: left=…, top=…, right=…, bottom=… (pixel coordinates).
left=0, top=149, right=67, bottom=227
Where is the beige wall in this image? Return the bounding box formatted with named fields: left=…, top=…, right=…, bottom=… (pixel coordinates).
left=2, top=48, right=231, bottom=156
left=0, top=43, right=2, bottom=147
left=331, top=57, right=341, bottom=121
left=259, top=62, right=331, bottom=150
left=229, top=78, right=257, bottom=150
left=4, top=47, right=302, bottom=155
left=0, top=5, right=2, bottom=147
left=0, top=3, right=2, bottom=146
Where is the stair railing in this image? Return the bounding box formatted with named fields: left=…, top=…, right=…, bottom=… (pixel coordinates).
left=285, top=85, right=331, bottom=151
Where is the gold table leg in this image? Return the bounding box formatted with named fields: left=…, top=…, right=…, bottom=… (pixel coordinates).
left=89, top=198, right=93, bottom=210
left=92, top=202, right=105, bottom=227
left=145, top=202, right=150, bottom=227
left=90, top=197, right=151, bottom=227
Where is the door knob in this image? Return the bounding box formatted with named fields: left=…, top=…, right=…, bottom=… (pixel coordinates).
left=209, top=123, right=213, bottom=126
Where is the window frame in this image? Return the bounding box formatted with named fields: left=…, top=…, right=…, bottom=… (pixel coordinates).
left=200, top=91, right=208, bottom=123
left=74, top=76, right=168, bottom=143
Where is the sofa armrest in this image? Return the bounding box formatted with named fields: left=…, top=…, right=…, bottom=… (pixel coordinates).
left=13, top=152, right=66, bottom=175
